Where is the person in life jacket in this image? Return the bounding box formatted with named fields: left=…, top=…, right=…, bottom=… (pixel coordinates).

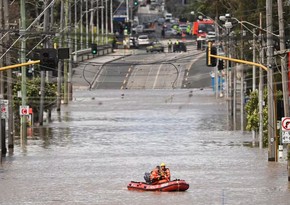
left=173, top=40, right=180, bottom=52
left=159, top=162, right=171, bottom=183
left=149, top=166, right=161, bottom=184
left=168, top=39, right=172, bottom=52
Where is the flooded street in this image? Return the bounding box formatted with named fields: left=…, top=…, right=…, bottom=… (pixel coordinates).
left=1, top=89, right=290, bottom=205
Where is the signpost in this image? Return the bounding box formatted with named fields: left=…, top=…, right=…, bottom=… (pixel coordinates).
left=281, top=117, right=290, bottom=143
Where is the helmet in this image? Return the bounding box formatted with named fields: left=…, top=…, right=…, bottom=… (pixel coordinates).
left=160, top=162, right=166, bottom=167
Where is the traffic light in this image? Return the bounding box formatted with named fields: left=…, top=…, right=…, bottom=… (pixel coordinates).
left=58, top=48, right=70, bottom=59
left=124, top=22, right=132, bottom=35
left=206, top=46, right=217, bottom=67
left=134, top=0, right=138, bottom=6
left=36, top=48, right=58, bottom=71
left=91, top=43, right=98, bottom=55
left=218, top=59, right=224, bottom=70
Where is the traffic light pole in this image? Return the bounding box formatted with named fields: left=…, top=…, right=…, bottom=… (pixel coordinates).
left=209, top=52, right=268, bottom=71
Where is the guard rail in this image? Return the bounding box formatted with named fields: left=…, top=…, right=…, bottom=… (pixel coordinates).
left=72, top=44, right=113, bottom=63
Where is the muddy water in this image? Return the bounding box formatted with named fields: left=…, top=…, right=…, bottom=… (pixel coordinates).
left=0, top=89, right=289, bottom=205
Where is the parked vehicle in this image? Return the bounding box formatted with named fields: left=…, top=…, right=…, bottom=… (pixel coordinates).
left=164, top=13, right=173, bottom=22
left=132, top=25, right=144, bottom=33
left=192, top=19, right=215, bottom=38
left=146, top=42, right=165, bottom=53
left=164, top=28, right=177, bottom=36
left=137, top=35, right=150, bottom=46
left=173, top=42, right=187, bottom=52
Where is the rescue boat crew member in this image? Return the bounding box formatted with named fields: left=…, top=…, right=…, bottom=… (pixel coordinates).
left=150, top=166, right=161, bottom=184
left=159, top=162, right=171, bottom=183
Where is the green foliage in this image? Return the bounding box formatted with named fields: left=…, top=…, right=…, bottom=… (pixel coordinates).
left=245, top=88, right=283, bottom=147
left=245, top=89, right=268, bottom=146
left=12, top=77, right=57, bottom=119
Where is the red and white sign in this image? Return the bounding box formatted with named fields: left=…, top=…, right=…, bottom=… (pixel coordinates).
left=1, top=100, right=9, bottom=119
left=282, top=117, right=290, bottom=131
left=20, top=106, right=30, bottom=116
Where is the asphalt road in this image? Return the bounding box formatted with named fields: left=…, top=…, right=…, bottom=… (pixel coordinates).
left=91, top=44, right=209, bottom=90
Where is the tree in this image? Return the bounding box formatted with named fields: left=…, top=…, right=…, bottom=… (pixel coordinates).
left=12, top=77, right=57, bottom=125
left=245, top=88, right=283, bottom=147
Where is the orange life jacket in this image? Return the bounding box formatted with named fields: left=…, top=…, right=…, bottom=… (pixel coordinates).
left=160, top=168, right=170, bottom=181
left=150, top=168, right=160, bottom=181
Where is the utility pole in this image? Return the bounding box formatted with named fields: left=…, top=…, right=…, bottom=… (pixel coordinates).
left=126, top=0, right=129, bottom=21
left=252, top=28, right=256, bottom=141
left=63, top=0, right=69, bottom=104
left=111, top=0, right=113, bottom=34
left=39, top=0, right=50, bottom=125
left=20, top=0, right=27, bottom=141
left=266, top=0, right=276, bottom=161
left=4, top=0, right=14, bottom=153
left=97, top=0, right=99, bottom=43
left=57, top=0, right=64, bottom=111
left=105, top=0, right=108, bottom=44
left=68, top=0, right=73, bottom=101
left=75, top=0, right=78, bottom=52
left=259, top=12, right=264, bottom=149
left=86, top=0, right=89, bottom=48
left=91, top=0, right=94, bottom=44
left=80, top=0, right=83, bottom=49
left=240, top=28, right=245, bottom=132
left=277, top=0, right=290, bottom=181
left=0, top=0, right=4, bottom=157
left=101, top=0, right=104, bottom=44
left=277, top=0, right=289, bottom=117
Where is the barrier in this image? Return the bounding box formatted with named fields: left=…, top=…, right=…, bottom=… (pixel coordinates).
left=72, top=44, right=113, bottom=63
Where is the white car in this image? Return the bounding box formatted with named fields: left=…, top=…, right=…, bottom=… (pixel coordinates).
left=137, top=35, right=150, bottom=46
left=164, top=28, right=177, bottom=36
left=132, top=25, right=144, bottom=33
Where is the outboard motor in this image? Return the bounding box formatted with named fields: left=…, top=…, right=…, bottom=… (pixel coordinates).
left=144, top=172, right=151, bottom=183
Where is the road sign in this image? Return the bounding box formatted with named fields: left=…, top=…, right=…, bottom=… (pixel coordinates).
left=1, top=100, right=8, bottom=119
left=20, top=106, right=29, bottom=116
left=281, top=117, right=290, bottom=131
left=282, top=131, right=290, bottom=144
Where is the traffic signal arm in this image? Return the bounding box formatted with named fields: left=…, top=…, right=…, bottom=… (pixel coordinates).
left=0, top=60, right=40, bottom=71
left=210, top=54, right=268, bottom=72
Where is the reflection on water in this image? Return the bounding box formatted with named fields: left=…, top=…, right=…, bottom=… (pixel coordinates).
left=0, top=89, right=290, bottom=205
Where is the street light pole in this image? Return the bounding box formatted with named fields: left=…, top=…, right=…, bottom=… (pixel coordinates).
left=80, top=0, right=83, bottom=49
left=97, top=0, right=99, bottom=43
left=101, top=0, right=104, bottom=44
left=126, top=0, right=129, bottom=21
left=110, top=0, right=113, bottom=34
left=91, top=0, right=94, bottom=44
left=105, top=0, right=108, bottom=44
left=86, top=0, right=89, bottom=48
left=75, top=0, right=77, bottom=52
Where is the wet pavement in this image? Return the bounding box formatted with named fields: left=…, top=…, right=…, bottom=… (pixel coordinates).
left=1, top=89, right=290, bottom=205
